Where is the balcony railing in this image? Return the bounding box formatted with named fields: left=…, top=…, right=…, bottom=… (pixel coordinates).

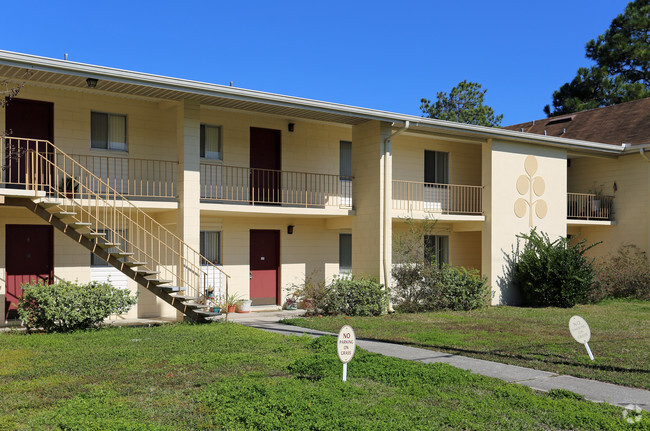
left=1, top=140, right=178, bottom=199
left=200, top=163, right=353, bottom=208
left=567, top=193, right=614, bottom=221
left=392, top=180, right=483, bottom=215
left=71, top=154, right=177, bottom=199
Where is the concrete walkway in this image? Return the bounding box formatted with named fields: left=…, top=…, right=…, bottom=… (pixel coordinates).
left=233, top=312, right=650, bottom=412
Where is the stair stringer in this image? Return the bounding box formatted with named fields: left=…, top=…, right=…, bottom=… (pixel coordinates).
left=10, top=197, right=216, bottom=322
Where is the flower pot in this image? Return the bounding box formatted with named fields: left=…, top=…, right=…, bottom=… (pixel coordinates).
left=227, top=305, right=236, bottom=313
left=236, top=300, right=252, bottom=313
left=212, top=306, right=221, bottom=313
left=286, top=303, right=298, bottom=310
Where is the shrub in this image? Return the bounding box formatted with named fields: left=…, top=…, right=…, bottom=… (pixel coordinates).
left=513, top=229, right=598, bottom=307
left=321, top=275, right=387, bottom=316
left=591, top=244, right=650, bottom=301
left=17, top=280, right=137, bottom=332
left=287, top=273, right=327, bottom=314
left=392, top=263, right=490, bottom=312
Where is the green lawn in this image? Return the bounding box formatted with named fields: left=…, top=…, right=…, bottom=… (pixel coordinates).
left=283, top=299, right=650, bottom=390
left=0, top=322, right=645, bottom=430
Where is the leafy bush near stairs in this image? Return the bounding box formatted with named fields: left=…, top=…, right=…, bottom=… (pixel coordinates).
left=17, top=280, right=137, bottom=333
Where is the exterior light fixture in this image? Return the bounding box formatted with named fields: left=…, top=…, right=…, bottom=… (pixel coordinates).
left=86, top=78, right=98, bottom=88
left=287, top=225, right=294, bottom=234
left=288, top=123, right=295, bottom=132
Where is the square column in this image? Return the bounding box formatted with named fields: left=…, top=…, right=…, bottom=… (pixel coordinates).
left=176, top=100, right=201, bottom=251
left=351, top=120, right=393, bottom=284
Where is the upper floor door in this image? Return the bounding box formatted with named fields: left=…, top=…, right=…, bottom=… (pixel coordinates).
left=250, top=127, right=281, bottom=204
left=4, top=98, right=54, bottom=187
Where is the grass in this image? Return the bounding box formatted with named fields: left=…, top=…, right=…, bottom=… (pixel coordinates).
left=0, top=322, right=646, bottom=430
left=282, top=299, right=650, bottom=390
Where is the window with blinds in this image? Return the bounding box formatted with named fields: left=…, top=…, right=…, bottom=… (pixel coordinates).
left=91, top=112, right=127, bottom=151
left=200, top=231, right=222, bottom=264
left=200, top=124, right=222, bottom=160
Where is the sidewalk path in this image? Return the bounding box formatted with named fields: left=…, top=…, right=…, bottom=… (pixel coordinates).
left=235, top=315, right=650, bottom=412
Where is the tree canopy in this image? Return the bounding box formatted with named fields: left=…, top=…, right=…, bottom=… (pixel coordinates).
left=545, top=0, right=650, bottom=117
left=420, top=80, right=504, bottom=127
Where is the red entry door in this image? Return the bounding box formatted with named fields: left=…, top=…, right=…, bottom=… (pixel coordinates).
left=5, top=225, right=54, bottom=320
left=250, top=230, right=280, bottom=306
left=4, top=98, right=54, bottom=187
left=250, top=127, right=281, bottom=204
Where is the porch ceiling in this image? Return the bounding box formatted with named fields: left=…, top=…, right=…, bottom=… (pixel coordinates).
left=0, top=63, right=367, bottom=125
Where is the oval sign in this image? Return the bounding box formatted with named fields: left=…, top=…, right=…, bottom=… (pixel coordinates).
left=569, top=315, right=591, bottom=344
left=337, top=325, right=356, bottom=364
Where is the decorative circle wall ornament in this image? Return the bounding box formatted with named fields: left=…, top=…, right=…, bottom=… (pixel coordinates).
left=514, top=155, right=548, bottom=227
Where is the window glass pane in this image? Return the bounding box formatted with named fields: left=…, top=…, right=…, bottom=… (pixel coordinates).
left=424, top=235, right=448, bottom=268
left=424, top=150, right=449, bottom=184
left=200, top=231, right=221, bottom=264
left=201, top=125, right=222, bottom=160
left=339, top=233, right=352, bottom=272
left=91, top=112, right=108, bottom=149
left=108, top=114, right=127, bottom=151
left=340, top=141, right=352, bottom=177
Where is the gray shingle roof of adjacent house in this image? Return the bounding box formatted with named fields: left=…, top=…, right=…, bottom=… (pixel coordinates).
left=504, top=98, right=650, bottom=146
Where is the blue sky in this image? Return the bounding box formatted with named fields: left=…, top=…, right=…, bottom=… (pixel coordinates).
left=2, top=0, right=630, bottom=125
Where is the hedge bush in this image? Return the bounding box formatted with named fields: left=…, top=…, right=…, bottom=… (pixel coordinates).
left=17, top=280, right=137, bottom=332
left=591, top=244, right=650, bottom=301
left=513, top=229, right=598, bottom=307
left=392, top=263, right=490, bottom=312
left=321, top=276, right=387, bottom=316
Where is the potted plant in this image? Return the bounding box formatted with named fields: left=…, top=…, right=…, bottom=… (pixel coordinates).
left=589, top=182, right=604, bottom=213
left=59, top=176, right=79, bottom=199
left=285, top=296, right=298, bottom=310
left=224, top=293, right=240, bottom=313
left=236, top=298, right=253, bottom=313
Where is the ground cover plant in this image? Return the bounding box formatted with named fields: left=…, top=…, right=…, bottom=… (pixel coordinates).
left=284, top=299, right=650, bottom=390
left=0, top=322, right=644, bottom=430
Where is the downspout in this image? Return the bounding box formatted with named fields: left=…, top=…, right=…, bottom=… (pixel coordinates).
left=640, top=147, right=650, bottom=162
left=382, top=121, right=409, bottom=302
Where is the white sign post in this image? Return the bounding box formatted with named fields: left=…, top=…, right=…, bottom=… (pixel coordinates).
left=569, top=315, right=594, bottom=361
left=337, top=325, right=356, bottom=382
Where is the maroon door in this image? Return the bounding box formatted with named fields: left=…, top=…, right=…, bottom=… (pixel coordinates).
left=250, top=230, right=280, bottom=306
left=4, top=99, right=54, bottom=187
left=250, top=127, right=281, bottom=204
left=5, top=225, right=54, bottom=320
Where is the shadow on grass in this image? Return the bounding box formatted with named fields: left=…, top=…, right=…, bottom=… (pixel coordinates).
left=252, top=323, right=650, bottom=376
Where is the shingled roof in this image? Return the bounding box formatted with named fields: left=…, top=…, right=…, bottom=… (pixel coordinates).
left=505, top=98, right=650, bottom=146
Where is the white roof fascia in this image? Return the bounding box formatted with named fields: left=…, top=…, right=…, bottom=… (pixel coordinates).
left=0, top=50, right=626, bottom=156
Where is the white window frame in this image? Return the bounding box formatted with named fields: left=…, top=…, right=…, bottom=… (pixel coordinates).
left=200, top=124, right=223, bottom=161
left=91, top=111, right=128, bottom=152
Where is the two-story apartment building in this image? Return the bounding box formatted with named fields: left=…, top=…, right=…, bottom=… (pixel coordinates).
left=0, top=51, right=638, bottom=323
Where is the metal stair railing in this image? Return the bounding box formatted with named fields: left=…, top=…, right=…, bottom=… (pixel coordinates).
left=4, top=137, right=229, bottom=313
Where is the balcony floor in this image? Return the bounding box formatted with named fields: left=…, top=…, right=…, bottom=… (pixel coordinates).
left=200, top=202, right=354, bottom=218
left=392, top=208, right=485, bottom=222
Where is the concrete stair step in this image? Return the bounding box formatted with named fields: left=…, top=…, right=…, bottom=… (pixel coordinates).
left=160, top=286, right=186, bottom=293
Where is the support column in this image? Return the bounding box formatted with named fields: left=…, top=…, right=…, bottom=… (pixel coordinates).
left=351, top=120, right=393, bottom=285
left=176, top=100, right=201, bottom=252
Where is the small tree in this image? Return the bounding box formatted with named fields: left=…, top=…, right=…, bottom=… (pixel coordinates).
left=420, top=80, right=504, bottom=127
left=513, top=229, right=598, bottom=307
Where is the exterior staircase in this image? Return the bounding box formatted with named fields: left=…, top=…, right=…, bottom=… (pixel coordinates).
left=3, top=137, right=229, bottom=322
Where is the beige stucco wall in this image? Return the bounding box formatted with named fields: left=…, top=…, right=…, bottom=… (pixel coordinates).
left=202, top=215, right=340, bottom=305
left=482, top=140, right=568, bottom=304
left=567, top=154, right=649, bottom=258
left=392, top=135, right=482, bottom=185
left=391, top=220, right=481, bottom=270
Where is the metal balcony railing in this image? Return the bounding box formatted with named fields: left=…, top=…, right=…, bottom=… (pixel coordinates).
left=567, top=193, right=614, bottom=221
left=392, top=180, right=483, bottom=215
left=200, top=162, right=353, bottom=209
